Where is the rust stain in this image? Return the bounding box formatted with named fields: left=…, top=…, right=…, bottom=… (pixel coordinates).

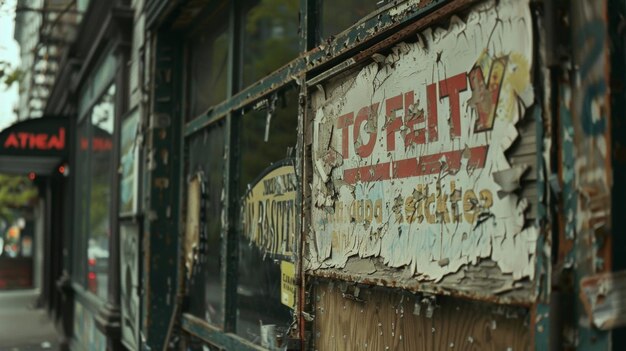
left=579, top=270, right=626, bottom=330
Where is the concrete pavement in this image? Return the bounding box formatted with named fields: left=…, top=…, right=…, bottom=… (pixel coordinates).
left=0, top=289, right=59, bottom=351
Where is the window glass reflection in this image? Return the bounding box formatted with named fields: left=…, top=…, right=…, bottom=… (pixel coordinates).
left=75, top=119, right=89, bottom=284
left=186, top=123, right=226, bottom=327
left=320, top=0, right=379, bottom=41
left=187, top=22, right=229, bottom=120
left=242, top=0, right=299, bottom=88
left=236, top=89, right=297, bottom=346
left=87, top=84, right=115, bottom=298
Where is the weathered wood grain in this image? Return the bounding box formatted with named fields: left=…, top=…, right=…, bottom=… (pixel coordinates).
left=313, top=281, right=530, bottom=351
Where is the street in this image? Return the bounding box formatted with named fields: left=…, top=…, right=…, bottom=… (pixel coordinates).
left=0, top=289, right=59, bottom=351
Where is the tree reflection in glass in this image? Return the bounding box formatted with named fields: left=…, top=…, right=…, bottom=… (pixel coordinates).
left=320, top=1, right=379, bottom=42
left=242, top=0, right=299, bottom=88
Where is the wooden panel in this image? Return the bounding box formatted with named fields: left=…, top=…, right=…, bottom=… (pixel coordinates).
left=313, top=282, right=530, bottom=351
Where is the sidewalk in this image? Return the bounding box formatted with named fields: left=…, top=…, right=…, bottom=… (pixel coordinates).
left=0, top=289, right=59, bottom=351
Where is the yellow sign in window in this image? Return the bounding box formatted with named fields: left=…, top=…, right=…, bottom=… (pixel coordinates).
left=280, top=260, right=296, bottom=309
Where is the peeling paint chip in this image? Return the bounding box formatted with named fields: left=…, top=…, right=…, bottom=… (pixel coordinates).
left=580, top=270, right=626, bottom=330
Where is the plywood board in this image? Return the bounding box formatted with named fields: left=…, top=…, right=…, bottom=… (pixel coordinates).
left=313, top=281, right=530, bottom=351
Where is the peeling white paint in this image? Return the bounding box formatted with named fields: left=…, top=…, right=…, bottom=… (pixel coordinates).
left=308, top=0, right=537, bottom=283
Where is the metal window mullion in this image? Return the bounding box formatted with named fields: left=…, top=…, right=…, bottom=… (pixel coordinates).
left=221, top=0, right=243, bottom=333
left=299, top=0, right=318, bottom=52
left=84, top=116, right=94, bottom=287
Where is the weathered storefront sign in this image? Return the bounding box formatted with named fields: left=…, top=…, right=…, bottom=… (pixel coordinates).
left=242, top=162, right=297, bottom=258
left=0, top=117, right=69, bottom=175
left=309, top=0, right=537, bottom=288
left=0, top=117, right=67, bottom=154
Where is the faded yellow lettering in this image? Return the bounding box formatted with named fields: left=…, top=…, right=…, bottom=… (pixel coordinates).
left=463, top=190, right=477, bottom=223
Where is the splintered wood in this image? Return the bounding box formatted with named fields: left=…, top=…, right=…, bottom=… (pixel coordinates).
left=313, top=282, right=529, bottom=350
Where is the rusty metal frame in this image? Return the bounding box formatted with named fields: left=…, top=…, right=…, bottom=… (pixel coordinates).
left=181, top=314, right=266, bottom=351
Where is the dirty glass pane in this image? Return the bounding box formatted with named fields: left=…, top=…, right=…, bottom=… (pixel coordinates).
left=236, top=89, right=298, bottom=346
left=187, top=21, right=229, bottom=120
left=320, top=0, right=379, bottom=41
left=87, top=83, right=115, bottom=298
left=241, top=0, right=299, bottom=88
left=186, top=122, right=225, bottom=327
left=74, top=119, right=90, bottom=284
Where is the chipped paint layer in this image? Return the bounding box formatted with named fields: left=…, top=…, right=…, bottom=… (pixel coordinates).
left=308, top=0, right=537, bottom=287
left=569, top=0, right=612, bottom=275
left=580, top=270, right=626, bottom=330
left=567, top=1, right=614, bottom=348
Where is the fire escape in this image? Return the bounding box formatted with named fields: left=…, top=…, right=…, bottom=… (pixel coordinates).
left=15, top=0, right=81, bottom=120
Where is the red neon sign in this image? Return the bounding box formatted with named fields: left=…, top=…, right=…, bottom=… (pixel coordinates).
left=3, top=128, right=65, bottom=151
left=79, top=137, right=113, bottom=151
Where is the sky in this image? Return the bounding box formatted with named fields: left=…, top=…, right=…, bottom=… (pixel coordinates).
left=0, top=0, right=19, bottom=131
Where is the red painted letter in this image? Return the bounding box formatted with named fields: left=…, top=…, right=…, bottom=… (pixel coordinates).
left=385, top=94, right=403, bottom=152
left=404, top=91, right=426, bottom=147
left=48, top=128, right=65, bottom=150
left=354, top=104, right=379, bottom=158
left=18, top=133, right=29, bottom=148
left=4, top=133, right=18, bottom=148
left=426, top=83, right=438, bottom=142
left=336, top=113, right=354, bottom=159
left=33, top=134, right=47, bottom=149
left=439, top=73, right=468, bottom=138
left=468, top=57, right=507, bottom=132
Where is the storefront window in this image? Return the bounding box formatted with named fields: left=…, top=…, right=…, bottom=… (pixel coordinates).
left=187, top=21, right=229, bottom=120
left=186, top=122, right=226, bottom=327
left=320, top=0, right=379, bottom=41
left=236, top=89, right=297, bottom=346
left=74, top=119, right=89, bottom=284
left=85, top=84, right=115, bottom=298
left=242, top=0, right=299, bottom=88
